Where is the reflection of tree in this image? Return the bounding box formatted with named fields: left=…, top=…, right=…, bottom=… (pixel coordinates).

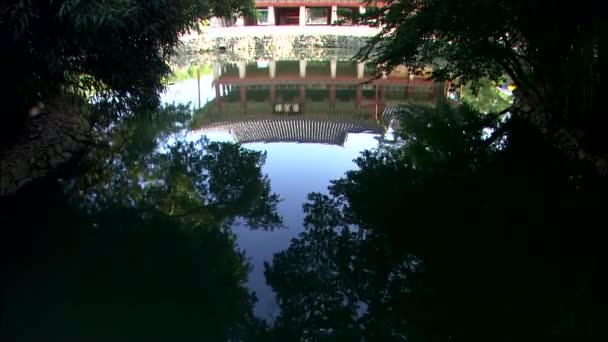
left=69, top=104, right=281, bottom=231
left=265, top=102, right=606, bottom=340
left=1, top=104, right=281, bottom=341
left=3, top=207, right=266, bottom=341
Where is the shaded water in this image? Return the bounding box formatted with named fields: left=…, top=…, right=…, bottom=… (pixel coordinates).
left=0, top=48, right=439, bottom=340
left=2, top=47, right=603, bottom=341
left=162, top=55, right=439, bottom=318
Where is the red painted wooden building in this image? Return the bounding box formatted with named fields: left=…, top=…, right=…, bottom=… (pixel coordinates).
left=217, top=0, right=367, bottom=27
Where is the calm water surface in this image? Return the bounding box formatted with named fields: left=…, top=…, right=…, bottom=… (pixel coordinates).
left=1, top=49, right=602, bottom=341
left=162, top=56, right=436, bottom=318
left=0, top=49, right=440, bottom=340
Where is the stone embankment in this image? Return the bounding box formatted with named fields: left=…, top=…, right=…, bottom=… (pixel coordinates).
left=176, top=30, right=371, bottom=66
left=0, top=97, right=92, bottom=196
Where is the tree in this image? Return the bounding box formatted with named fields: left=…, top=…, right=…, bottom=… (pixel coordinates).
left=0, top=104, right=280, bottom=341
left=264, top=102, right=607, bottom=340
left=357, top=0, right=604, bottom=174
left=0, top=0, right=253, bottom=135
left=461, top=78, right=512, bottom=114
left=67, top=104, right=282, bottom=231
left=1, top=196, right=267, bottom=341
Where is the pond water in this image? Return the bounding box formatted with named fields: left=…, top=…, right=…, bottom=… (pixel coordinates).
left=161, top=55, right=439, bottom=318
left=0, top=48, right=441, bottom=340
left=1, top=46, right=604, bottom=341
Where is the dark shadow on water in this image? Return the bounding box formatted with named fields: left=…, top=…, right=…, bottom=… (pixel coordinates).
left=2, top=97, right=606, bottom=340
left=263, top=102, right=607, bottom=340
left=0, top=104, right=280, bottom=341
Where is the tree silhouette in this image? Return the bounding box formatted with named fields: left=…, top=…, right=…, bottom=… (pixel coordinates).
left=1, top=0, right=254, bottom=132
left=357, top=0, right=603, bottom=174
left=67, top=104, right=281, bottom=231
left=1, top=104, right=281, bottom=341
left=265, top=102, right=607, bottom=340
left=2, top=208, right=267, bottom=341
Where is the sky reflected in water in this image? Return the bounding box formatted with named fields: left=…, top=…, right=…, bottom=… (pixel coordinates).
left=161, top=55, right=435, bottom=318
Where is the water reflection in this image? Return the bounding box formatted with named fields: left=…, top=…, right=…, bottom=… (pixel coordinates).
left=2, top=206, right=265, bottom=341
left=206, top=60, right=435, bottom=111
left=264, top=102, right=606, bottom=340
left=2, top=46, right=602, bottom=339
left=0, top=104, right=278, bottom=341
left=191, top=59, right=437, bottom=146
left=161, top=53, right=442, bottom=318
left=1, top=48, right=457, bottom=340
left=168, top=57, right=440, bottom=135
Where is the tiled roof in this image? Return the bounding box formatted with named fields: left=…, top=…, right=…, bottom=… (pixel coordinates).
left=194, top=117, right=382, bottom=145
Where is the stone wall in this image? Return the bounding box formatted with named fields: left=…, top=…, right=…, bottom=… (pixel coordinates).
left=176, top=34, right=369, bottom=66
left=0, top=97, right=92, bottom=196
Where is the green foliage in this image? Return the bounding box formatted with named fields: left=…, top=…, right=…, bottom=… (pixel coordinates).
left=358, top=0, right=599, bottom=92
left=0, top=0, right=253, bottom=121
left=69, top=103, right=282, bottom=231
left=0, top=102, right=281, bottom=341
left=167, top=64, right=213, bottom=83
left=264, top=103, right=607, bottom=340
left=462, top=78, right=512, bottom=114
left=2, top=189, right=267, bottom=341
left=356, top=0, right=603, bottom=173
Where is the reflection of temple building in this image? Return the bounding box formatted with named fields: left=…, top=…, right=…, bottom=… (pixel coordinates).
left=192, top=58, right=442, bottom=146
left=196, top=117, right=381, bottom=145
left=208, top=59, right=438, bottom=115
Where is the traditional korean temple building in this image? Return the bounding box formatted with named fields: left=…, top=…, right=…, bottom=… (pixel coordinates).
left=190, top=58, right=442, bottom=146
left=212, top=0, right=367, bottom=27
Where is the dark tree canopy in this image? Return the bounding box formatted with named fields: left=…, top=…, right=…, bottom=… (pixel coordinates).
left=67, top=104, right=282, bottom=231
left=0, top=104, right=281, bottom=341
left=265, top=102, right=607, bottom=340
left=0, top=0, right=253, bottom=131
left=358, top=0, right=603, bottom=173
left=2, top=206, right=264, bottom=341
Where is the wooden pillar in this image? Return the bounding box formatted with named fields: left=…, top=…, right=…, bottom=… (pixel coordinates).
left=331, top=5, right=338, bottom=24
left=357, top=62, right=365, bottom=80
left=235, top=16, right=245, bottom=27
left=299, top=6, right=306, bottom=26
left=215, top=83, right=221, bottom=107
left=238, top=61, right=246, bottom=79
left=268, top=6, right=276, bottom=26
left=330, top=57, right=337, bottom=79
left=299, top=59, right=307, bottom=78
left=356, top=85, right=363, bottom=107
left=269, top=60, right=276, bottom=79
left=300, top=84, right=306, bottom=102
left=213, top=63, right=221, bottom=80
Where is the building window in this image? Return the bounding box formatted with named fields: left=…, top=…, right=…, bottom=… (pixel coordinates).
left=306, top=7, right=330, bottom=25
left=257, top=8, right=269, bottom=25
